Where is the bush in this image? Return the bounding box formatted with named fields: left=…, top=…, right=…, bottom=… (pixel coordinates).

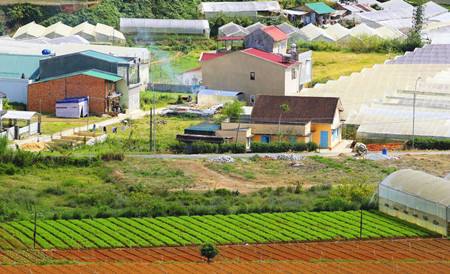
left=170, top=141, right=245, bottom=154
left=200, top=243, right=219, bottom=263
left=100, top=152, right=125, bottom=161
left=219, top=143, right=246, bottom=153
left=406, top=137, right=450, bottom=150
left=250, top=142, right=318, bottom=153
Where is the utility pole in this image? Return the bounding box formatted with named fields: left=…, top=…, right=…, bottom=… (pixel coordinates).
left=359, top=209, right=363, bottom=239
left=412, top=77, right=422, bottom=150
left=33, top=205, right=37, bottom=249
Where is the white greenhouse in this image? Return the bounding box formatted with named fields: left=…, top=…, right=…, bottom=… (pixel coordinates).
left=120, top=18, right=210, bottom=39
left=218, top=22, right=248, bottom=38
left=199, top=1, right=281, bottom=18
left=379, top=169, right=450, bottom=236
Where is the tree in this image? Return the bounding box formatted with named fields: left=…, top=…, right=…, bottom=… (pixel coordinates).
left=221, top=100, right=244, bottom=145
left=278, top=103, right=290, bottom=141
left=403, top=1, right=424, bottom=51
left=200, top=243, right=219, bottom=263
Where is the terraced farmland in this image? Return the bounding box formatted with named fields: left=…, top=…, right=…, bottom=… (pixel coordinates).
left=0, top=211, right=432, bottom=250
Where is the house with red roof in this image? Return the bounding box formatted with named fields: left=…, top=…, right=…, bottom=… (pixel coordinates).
left=201, top=48, right=307, bottom=104
left=244, top=26, right=289, bottom=54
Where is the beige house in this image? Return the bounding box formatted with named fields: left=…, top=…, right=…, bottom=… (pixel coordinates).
left=201, top=48, right=303, bottom=104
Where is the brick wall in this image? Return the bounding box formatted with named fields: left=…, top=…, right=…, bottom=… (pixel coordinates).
left=28, top=74, right=111, bottom=115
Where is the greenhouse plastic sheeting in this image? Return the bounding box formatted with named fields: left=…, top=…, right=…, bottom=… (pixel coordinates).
left=380, top=169, right=450, bottom=220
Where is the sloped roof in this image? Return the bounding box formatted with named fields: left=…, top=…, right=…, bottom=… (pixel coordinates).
left=325, top=24, right=350, bottom=40
left=375, top=26, right=406, bottom=39
left=245, top=22, right=266, bottom=33
left=380, top=0, right=413, bottom=11
left=262, top=26, right=288, bottom=42
left=79, top=50, right=129, bottom=64
left=43, top=21, right=73, bottom=37
left=219, top=22, right=248, bottom=37
left=12, top=21, right=46, bottom=39
left=380, top=169, right=450, bottom=206
left=299, top=24, right=335, bottom=41
left=387, top=44, right=450, bottom=64
left=198, top=89, right=242, bottom=97
left=0, top=53, right=46, bottom=79
left=37, top=69, right=123, bottom=83
left=350, top=23, right=377, bottom=37
left=1, top=111, right=38, bottom=120
left=305, top=2, right=336, bottom=15
left=301, top=64, right=450, bottom=119
left=199, top=52, right=227, bottom=62
left=251, top=95, right=341, bottom=124
left=241, top=48, right=298, bottom=68
left=200, top=1, right=281, bottom=13
left=72, top=21, right=96, bottom=37
left=276, top=22, right=300, bottom=36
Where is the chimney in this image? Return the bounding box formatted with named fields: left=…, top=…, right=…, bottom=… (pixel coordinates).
left=289, top=43, right=298, bottom=61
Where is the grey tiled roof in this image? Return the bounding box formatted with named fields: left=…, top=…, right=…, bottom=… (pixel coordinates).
left=387, top=44, right=450, bottom=64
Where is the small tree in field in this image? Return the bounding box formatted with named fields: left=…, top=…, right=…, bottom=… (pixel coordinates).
left=221, top=100, right=245, bottom=145
left=200, top=243, right=219, bottom=263
left=278, top=103, right=290, bottom=141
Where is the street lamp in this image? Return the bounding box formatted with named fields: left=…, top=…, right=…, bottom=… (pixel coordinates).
left=412, top=77, right=422, bottom=150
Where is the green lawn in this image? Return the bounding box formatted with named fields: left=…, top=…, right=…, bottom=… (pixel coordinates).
left=40, top=115, right=109, bottom=135
left=312, top=51, right=396, bottom=84
left=140, top=91, right=195, bottom=110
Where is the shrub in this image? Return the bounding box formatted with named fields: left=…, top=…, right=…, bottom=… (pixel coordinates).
left=200, top=243, right=219, bottom=263
left=406, top=137, right=450, bottom=150
left=250, top=142, right=317, bottom=153
left=100, top=152, right=125, bottom=161
left=190, top=141, right=218, bottom=154
left=219, top=143, right=246, bottom=153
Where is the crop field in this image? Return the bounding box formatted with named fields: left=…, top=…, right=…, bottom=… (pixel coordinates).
left=0, top=211, right=431, bottom=250
left=1, top=238, right=450, bottom=273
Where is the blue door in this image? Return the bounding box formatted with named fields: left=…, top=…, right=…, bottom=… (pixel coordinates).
left=320, top=131, right=329, bottom=148
left=261, top=135, right=271, bottom=143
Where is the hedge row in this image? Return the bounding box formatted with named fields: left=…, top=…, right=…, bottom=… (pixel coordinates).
left=407, top=138, right=450, bottom=150
left=170, top=141, right=246, bottom=154
left=251, top=142, right=318, bottom=153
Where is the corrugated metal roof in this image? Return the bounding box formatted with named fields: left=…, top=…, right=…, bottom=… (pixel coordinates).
left=305, top=2, right=336, bottom=15
left=380, top=169, right=450, bottom=206
left=37, top=69, right=123, bottom=83
left=200, top=1, right=281, bottom=13
left=80, top=50, right=129, bottom=64
left=0, top=53, right=46, bottom=79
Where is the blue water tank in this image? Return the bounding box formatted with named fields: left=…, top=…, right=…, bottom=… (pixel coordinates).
left=42, top=49, right=52, bottom=55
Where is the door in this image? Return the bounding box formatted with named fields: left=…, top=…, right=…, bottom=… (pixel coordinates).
left=261, top=135, right=271, bottom=143
left=320, top=131, right=328, bottom=148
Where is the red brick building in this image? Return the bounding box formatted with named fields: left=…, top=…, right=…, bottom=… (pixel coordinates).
left=28, top=69, right=124, bottom=115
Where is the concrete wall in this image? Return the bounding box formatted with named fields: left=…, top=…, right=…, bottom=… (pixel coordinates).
left=0, top=78, right=30, bottom=104
left=202, top=51, right=300, bottom=103
left=28, top=74, right=111, bottom=114
left=123, top=83, right=142, bottom=112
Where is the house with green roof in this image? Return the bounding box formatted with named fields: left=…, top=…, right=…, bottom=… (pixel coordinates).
left=296, top=2, right=336, bottom=26
left=27, top=50, right=143, bottom=115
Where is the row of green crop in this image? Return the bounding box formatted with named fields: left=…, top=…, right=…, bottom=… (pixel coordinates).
left=0, top=211, right=433, bottom=250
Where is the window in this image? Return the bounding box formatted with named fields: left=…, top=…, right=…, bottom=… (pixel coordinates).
left=250, top=72, right=255, bottom=80
left=261, top=135, right=271, bottom=143
left=291, top=68, right=297, bottom=80
left=288, top=136, right=297, bottom=144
